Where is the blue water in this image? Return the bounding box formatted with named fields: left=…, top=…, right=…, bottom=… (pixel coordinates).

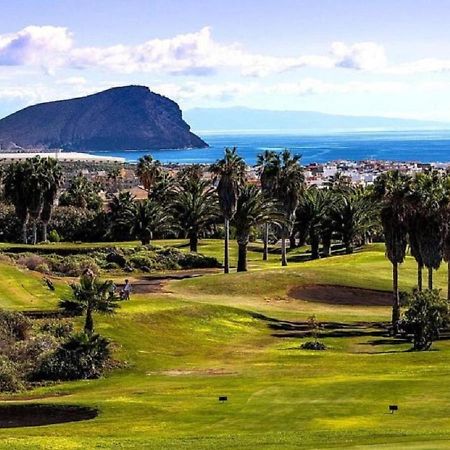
left=87, top=130, right=450, bottom=165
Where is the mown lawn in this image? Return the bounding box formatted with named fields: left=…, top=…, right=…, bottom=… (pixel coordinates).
left=1, top=241, right=450, bottom=449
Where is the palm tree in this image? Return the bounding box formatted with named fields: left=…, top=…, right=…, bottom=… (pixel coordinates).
left=332, top=187, right=379, bottom=254
left=373, top=170, right=411, bottom=334
left=108, top=191, right=136, bottom=240
left=210, top=147, right=246, bottom=273
left=233, top=185, right=282, bottom=272
left=120, top=199, right=173, bottom=245
left=4, top=160, right=31, bottom=243
left=172, top=174, right=219, bottom=252
left=274, top=150, right=304, bottom=266
left=60, top=269, right=119, bottom=335
left=136, top=155, right=161, bottom=196
left=150, top=171, right=176, bottom=206
left=40, top=158, right=63, bottom=242
left=298, top=187, right=329, bottom=259
left=256, top=150, right=280, bottom=261
left=59, top=175, right=102, bottom=210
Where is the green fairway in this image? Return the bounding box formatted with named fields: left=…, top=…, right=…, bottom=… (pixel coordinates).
left=1, top=240, right=450, bottom=449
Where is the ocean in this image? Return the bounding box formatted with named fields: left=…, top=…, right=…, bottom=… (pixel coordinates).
left=86, top=130, right=450, bottom=165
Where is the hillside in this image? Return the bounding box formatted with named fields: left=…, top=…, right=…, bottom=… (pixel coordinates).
left=185, top=106, right=447, bottom=132
left=0, top=86, right=208, bottom=151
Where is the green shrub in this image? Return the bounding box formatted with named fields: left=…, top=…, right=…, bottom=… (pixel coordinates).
left=0, top=357, right=23, bottom=392
left=34, top=332, right=111, bottom=381
left=39, top=319, right=73, bottom=339
left=16, top=254, right=47, bottom=271
left=0, top=310, right=31, bottom=341
left=179, top=252, right=221, bottom=269
left=401, top=289, right=449, bottom=351
left=48, top=230, right=61, bottom=242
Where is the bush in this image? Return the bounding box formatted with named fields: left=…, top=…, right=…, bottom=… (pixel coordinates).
left=401, top=289, right=449, bottom=351
left=35, top=263, right=51, bottom=274
left=16, top=254, right=47, bottom=271
left=301, top=341, right=327, bottom=350
left=48, top=230, right=61, bottom=243
left=0, top=310, right=31, bottom=341
left=34, top=332, right=111, bottom=381
left=39, top=319, right=73, bottom=339
left=179, top=252, right=221, bottom=269
left=0, top=357, right=23, bottom=392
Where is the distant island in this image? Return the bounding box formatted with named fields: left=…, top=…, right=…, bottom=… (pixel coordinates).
left=0, top=86, right=207, bottom=151
left=184, top=107, right=447, bottom=132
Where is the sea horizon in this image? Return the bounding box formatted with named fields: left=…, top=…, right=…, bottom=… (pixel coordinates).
left=86, top=128, right=450, bottom=165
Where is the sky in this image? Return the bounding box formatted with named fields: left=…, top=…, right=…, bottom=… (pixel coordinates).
left=2, top=0, right=450, bottom=120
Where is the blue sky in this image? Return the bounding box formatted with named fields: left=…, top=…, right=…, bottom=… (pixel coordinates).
left=2, top=0, right=450, bottom=120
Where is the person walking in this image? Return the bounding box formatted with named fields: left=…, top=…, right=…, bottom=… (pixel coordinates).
left=121, top=279, right=132, bottom=300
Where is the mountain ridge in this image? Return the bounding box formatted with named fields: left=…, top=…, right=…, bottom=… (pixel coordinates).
left=184, top=106, right=447, bottom=132
left=0, top=86, right=207, bottom=151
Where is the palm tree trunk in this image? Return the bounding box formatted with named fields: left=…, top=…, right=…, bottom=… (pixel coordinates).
left=84, top=306, right=94, bottom=335
left=224, top=218, right=230, bottom=273
left=281, top=237, right=287, bottom=266
left=418, top=264, right=423, bottom=291
left=21, top=221, right=27, bottom=244
left=263, top=222, right=269, bottom=261
left=32, top=222, right=37, bottom=245
left=392, top=262, right=400, bottom=335
left=428, top=267, right=433, bottom=290
left=189, top=234, right=198, bottom=252
left=322, top=233, right=331, bottom=257
left=311, top=233, right=320, bottom=260
left=289, top=233, right=297, bottom=250
left=237, top=242, right=248, bottom=272
left=42, top=222, right=48, bottom=243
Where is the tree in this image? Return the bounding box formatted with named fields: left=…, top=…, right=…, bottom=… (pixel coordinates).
left=119, top=199, right=173, bottom=245
left=136, top=155, right=161, bottom=196
left=274, top=150, right=304, bottom=266
left=4, top=161, right=32, bottom=243
left=402, top=289, right=448, bottom=351
left=373, top=170, right=411, bottom=334
left=332, top=187, right=379, bottom=254
left=40, top=158, right=63, bottom=242
left=150, top=170, right=176, bottom=206
left=107, top=191, right=136, bottom=240
left=60, top=270, right=119, bottom=335
left=172, top=172, right=219, bottom=252
left=408, top=172, right=447, bottom=290
left=59, top=175, right=102, bottom=210
left=297, top=187, right=329, bottom=259
left=256, top=150, right=280, bottom=261
left=210, top=147, right=246, bottom=273
left=233, top=185, right=281, bottom=271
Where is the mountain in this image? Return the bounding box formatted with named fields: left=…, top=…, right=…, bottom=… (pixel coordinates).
left=184, top=107, right=447, bottom=132
left=0, top=86, right=207, bottom=151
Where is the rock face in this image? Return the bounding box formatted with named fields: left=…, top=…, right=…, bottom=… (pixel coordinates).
left=0, top=86, right=207, bottom=151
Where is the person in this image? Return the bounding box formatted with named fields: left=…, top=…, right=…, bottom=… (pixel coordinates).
left=121, top=279, right=132, bottom=300
left=107, top=280, right=117, bottom=299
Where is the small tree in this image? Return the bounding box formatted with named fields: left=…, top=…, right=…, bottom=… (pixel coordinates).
left=402, top=289, right=449, bottom=351
left=60, top=270, right=119, bottom=335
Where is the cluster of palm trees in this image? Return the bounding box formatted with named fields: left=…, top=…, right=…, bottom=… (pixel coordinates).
left=3, top=156, right=62, bottom=244
left=374, top=170, right=450, bottom=333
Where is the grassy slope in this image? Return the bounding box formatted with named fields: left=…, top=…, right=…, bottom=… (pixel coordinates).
left=0, top=241, right=450, bottom=448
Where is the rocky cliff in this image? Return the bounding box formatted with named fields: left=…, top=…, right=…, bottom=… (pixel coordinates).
left=0, top=86, right=207, bottom=151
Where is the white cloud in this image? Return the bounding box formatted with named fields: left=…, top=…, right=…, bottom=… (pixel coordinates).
left=0, top=26, right=72, bottom=70
left=0, top=25, right=392, bottom=77
left=331, top=41, right=387, bottom=71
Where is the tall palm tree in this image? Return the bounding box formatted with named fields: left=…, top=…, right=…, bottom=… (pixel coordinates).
left=108, top=191, right=136, bottom=240
left=4, top=161, right=31, bottom=243
left=256, top=150, right=280, bottom=261
left=414, top=172, right=447, bottom=289
left=210, top=147, right=246, bottom=273
left=373, top=170, right=411, bottom=334
left=136, top=155, right=161, bottom=196
left=120, top=199, right=173, bottom=245
left=60, top=269, right=119, bottom=335
left=59, top=175, right=102, bottom=210
left=275, top=150, right=304, bottom=266
left=443, top=175, right=450, bottom=301
left=233, top=185, right=282, bottom=272
left=172, top=174, right=219, bottom=252
left=41, top=158, right=63, bottom=242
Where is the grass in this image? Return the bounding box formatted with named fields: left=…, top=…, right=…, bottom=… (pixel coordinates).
left=1, top=240, right=450, bottom=448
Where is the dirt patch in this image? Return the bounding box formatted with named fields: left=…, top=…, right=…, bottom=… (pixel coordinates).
left=288, top=284, right=392, bottom=306
left=117, top=269, right=220, bottom=294
left=0, top=404, right=98, bottom=428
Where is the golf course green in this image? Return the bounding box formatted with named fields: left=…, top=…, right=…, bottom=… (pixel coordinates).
left=1, top=240, right=450, bottom=449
